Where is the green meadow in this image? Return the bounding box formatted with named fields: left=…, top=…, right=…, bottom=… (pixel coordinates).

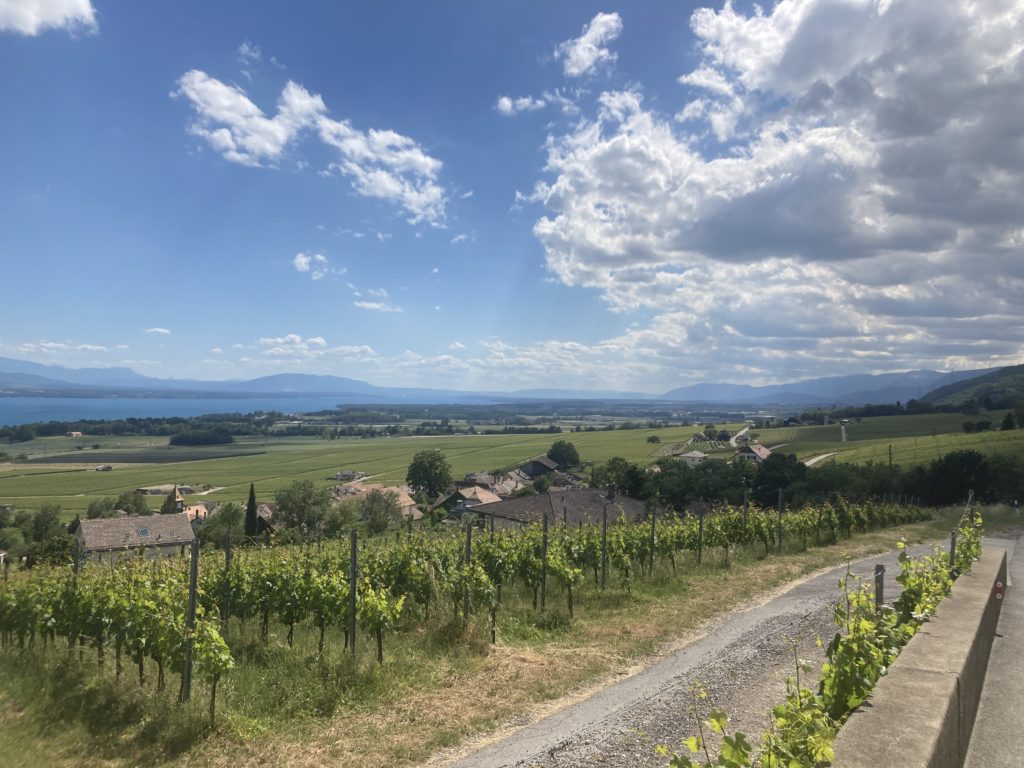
left=2, top=412, right=1020, bottom=516
left=0, top=424, right=716, bottom=515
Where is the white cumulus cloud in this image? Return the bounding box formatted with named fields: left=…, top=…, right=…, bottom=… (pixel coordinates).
left=354, top=300, right=403, bottom=313
left=145, top=327, right=171, bottom=335
left=555, top=12, right=623, bottom=78
left=0, top=0, right=96, bottom=36
left=292, top=252, right=338, bottom=281
left=496, top=95, right=547, bottom=116
left=517, top=0, right=1024, bottom=385
left=174, top=71, right=447, bottom=225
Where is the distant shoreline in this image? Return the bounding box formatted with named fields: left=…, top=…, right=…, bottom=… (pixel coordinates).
left=0, top=395, right=353, bottom=426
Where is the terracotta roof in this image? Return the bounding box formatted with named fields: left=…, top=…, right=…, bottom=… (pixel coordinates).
left=77, top=513, right=195, bottom=552
left=458, top=486, right=502, bottom=505
left=335, top=483, right=422, bottom=520
left=183, top=503, right=212, bottom=522
left=472, top=489, right=647, bottom=526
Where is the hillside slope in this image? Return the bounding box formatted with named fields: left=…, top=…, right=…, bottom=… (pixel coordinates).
left=921, top=363, right=1024, bottom=408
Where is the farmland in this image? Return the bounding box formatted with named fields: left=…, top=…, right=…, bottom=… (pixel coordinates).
left=2, top=410, right=1021, bottom=516
left=0, top=424, right=732, bottom=516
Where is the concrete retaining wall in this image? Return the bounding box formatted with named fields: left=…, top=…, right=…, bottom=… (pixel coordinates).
left=832, top=547, right=1007, bottom=768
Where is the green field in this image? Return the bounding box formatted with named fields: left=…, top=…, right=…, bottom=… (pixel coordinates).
left=3, top=413, right=1019, bottom=516
left=0, top=425, right=710, bottom=515
left=749, top=412, right=1024, bottom=467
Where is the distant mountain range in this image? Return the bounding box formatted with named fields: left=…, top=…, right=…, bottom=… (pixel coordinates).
left=0, top=355, right=1003, bottom=408
left=658, top=369, right=995, bottom=406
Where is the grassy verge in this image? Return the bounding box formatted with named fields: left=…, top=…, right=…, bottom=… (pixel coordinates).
left=1, top=508, right=1009, bottom=768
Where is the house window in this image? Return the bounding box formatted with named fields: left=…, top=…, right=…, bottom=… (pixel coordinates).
left=137, top=527, right=150, bottom=537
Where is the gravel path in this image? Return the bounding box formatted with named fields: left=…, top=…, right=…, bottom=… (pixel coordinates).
left=803, top=452, right=838, bottom=467
left=439, top=542, right=942, bottom=768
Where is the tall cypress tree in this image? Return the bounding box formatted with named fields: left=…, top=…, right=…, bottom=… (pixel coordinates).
left=244, top=482, right=258, bottom=537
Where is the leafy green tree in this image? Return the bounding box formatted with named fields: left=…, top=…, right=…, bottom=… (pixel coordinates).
left=547, top=440, right=580, bottom=468
left=199, top=502, right=244, bottom=548
left=86, top=497, right=118, bottom=519
left=275, top=480, right=332, bottom=533
left=116, top=490, right=151, bottom=516
left=244, top=482, right=258, bottom=537
left=32, top=503, right=64, bottom=542
left=1001, top=412, right=1016, bottom=430
left=406, top=449, right=452, bottom=499
left=647, top=435, right=661, bottom=444
left=322, top=500, right=359, bottom=538
left=0, top=526, right=24, bottom=552
left=363, top=489, right=401, bottom=535
left=752, top=453, right=807, bottom=505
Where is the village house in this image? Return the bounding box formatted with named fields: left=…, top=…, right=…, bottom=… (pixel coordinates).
left=470, top=488, right=647, bottom=528
left=76, top=513, right=195, bottom=564
left=333, top=483, right=422, bottom=521
left=435, top=485, right=503, bottom=517
left=734, top=444, right=772, bottom=465
left=678, top=450, right=709, bottom=467
left=65, top=431, right=83, bottom=438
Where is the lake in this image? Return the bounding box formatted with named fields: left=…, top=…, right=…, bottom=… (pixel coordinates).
left=0, top=396, right=352, bottom=426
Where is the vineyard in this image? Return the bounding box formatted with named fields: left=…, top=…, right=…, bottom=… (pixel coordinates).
left=0, top=497, right=934, bottom=741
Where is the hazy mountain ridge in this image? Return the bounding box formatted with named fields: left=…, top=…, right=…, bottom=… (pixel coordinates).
left=659, top=368, right=994, bottom=405
left=0, top=356, right=1001, bottom=407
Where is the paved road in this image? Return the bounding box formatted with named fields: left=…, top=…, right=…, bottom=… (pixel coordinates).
left=438, top=542, right=948, bottom=768
left=965, top=535, right=1021, bottom=767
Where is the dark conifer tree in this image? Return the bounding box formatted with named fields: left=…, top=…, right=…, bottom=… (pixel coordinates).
left=244, top=482, right=258, bottom=537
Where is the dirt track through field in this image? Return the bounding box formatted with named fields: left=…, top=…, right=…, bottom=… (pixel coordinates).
left=432, top=542, right=947, bottom=768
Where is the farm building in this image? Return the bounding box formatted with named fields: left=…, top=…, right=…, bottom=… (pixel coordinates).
left=76, top=513, right=195, bottom=564
left=519, top=455, right=559, bottom=479
left=435, top=486, right=502, bottom=516
left=65, top=431, right=83, bottom=438
left=734, top=444, right=772, bottom=465
left=678, top=450, right=709, bottom=467
left=461, top=471, right=495, bottom=488
left=334, top=469, right=366, bottom=482
left=470, top=489, right=647, bottom=528
left=136, top=484, right=193, bottom=496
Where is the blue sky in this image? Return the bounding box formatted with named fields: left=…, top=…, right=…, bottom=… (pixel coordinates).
left=2, top=0, right=1022, bottom=393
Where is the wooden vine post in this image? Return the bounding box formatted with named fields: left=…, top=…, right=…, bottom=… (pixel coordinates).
left=179, top=539, right=200, bottom=704
left=776, top=488, right=784, bottom=554
left=349, top=529, right=358, bottom=656
left=540, top=510, right=549, bottom=610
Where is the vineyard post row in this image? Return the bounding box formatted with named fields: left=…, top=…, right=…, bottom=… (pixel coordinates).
left=0, top=494, right=941, bottom=728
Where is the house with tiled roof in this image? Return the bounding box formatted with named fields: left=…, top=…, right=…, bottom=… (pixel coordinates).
left=471, top=489, right=647, bottom=528
left=76, top=513, right=195, bottom=564
left=734, top=444, right=772, bottom=465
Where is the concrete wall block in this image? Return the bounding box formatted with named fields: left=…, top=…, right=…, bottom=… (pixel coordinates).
left=833, top=548, right=1006, bottom=767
